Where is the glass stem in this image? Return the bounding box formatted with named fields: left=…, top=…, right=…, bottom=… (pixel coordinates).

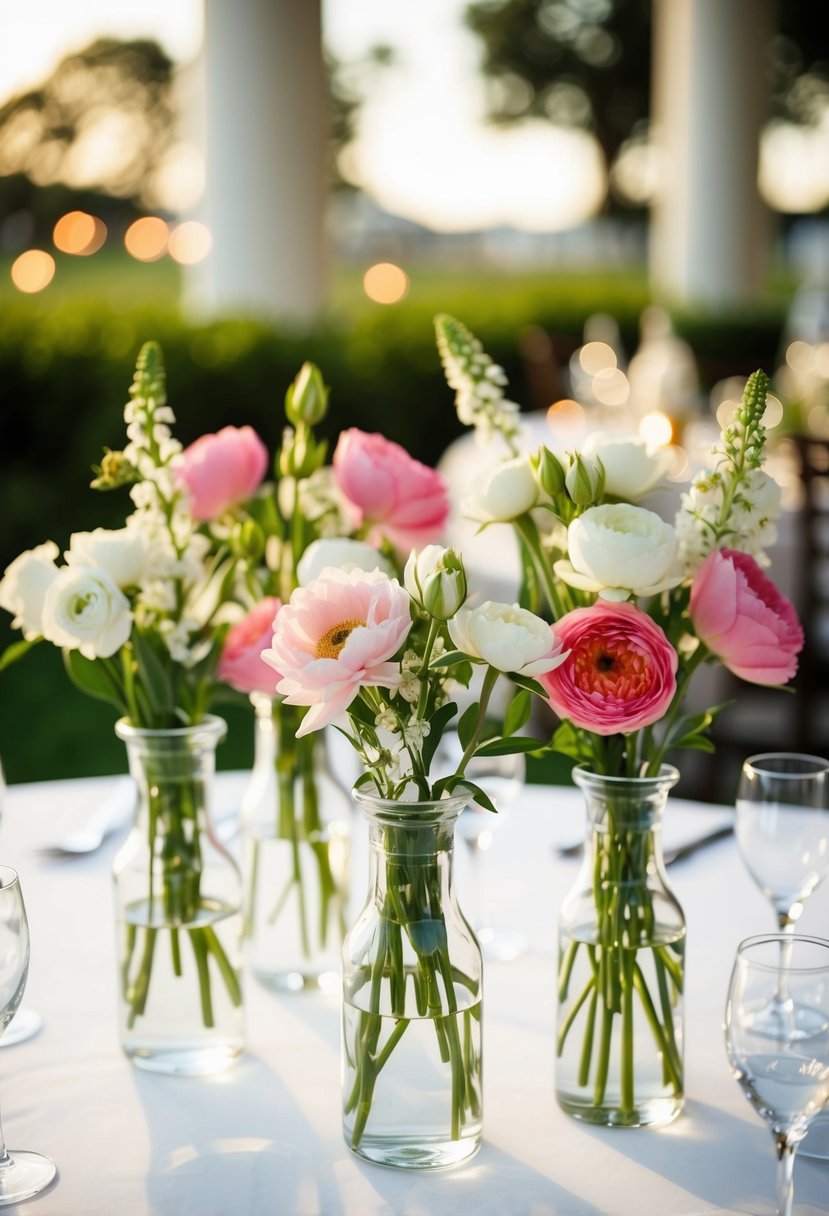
left=774, top=916, right=795, bottom=1008
left=775, top=1134, right=797, bottom=1216
left=0, top=1100, right=10, bottom=1171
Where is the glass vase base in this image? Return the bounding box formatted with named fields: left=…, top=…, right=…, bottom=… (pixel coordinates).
left=125, top=1040, right=243, bottom=1076
left=0, top=1150, right=56, bottom=1205
left=556, top=1091, right=683, bottom=1128
left=252, top=967, right=340, bottom=996
left=345, top=1132, right=482, bottom=1171
left=0, top=1006, right=42, bottom=1047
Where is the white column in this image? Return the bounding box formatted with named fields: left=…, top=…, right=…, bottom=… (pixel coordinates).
left=190, top=0, right=328, bottom=323
left=650, top=0, right=773, bottom=308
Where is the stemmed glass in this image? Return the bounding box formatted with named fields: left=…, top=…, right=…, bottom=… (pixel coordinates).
left=735, top=752, right=829, bottom=1039
left=0, top=866, right=55, bottom=1203
left=725, top=934, right=829, bottom=1216
left=0, top=760, right=41, bottom=1048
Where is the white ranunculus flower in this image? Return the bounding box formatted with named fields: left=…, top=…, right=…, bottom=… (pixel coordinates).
left=297, top=538, right=390, bottom=585
left=555, top=504, right=682, bottom=602
left=581, top=433, right=673, bottom=500
left=462, top=456, right=537, bottom=523
left=66, top=527, right=148, bottom=589
left=41, top=565, right=132, bottom=660
left=404, top=545, right=467, bottom=620
left=448, top=601, right=568, bottom=676
left=0, top=541, right=60, bottom=638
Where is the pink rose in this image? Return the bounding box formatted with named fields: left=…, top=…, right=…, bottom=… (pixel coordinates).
left=177, top=425, right=268, bottom=521
left=219, top=597, right=282, bottom=695
left=541, top=601, right=678, bottom=736
left=690, top=548, right=803, bottom=685
left=333, top=429, right=449, bottom=551
left=261, top=567, right=412, bottom=736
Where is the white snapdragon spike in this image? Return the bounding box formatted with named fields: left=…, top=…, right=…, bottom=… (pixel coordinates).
left=40, top=565, right=132, bottom=660
left=581, top=433, right=673, bottom=501
left=297, top=467, right=358, bottom=536
left=463, top=456, right=538, bottom=523
left=555, top=504, right=682, bottom=601
left=434, top=314, right=521, bottom=447
left=0, top=542, right=60, bottom=638
left=297, top=538, right=390, bottom=585
left=448, top=601, right=568, bottom=676
left=66, top=528, right=148, bottom=589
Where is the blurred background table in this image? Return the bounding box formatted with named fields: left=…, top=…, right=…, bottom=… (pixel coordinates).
left=2, top=769, right=827, bottom=1216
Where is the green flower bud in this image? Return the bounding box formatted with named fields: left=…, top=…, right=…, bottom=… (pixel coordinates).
left=404, top=545, right=468, bottom=620
left=285, top=362, right=329, bottom=427
left=236, top=518, right=265, bottom=561
left=565, top=453, right=605, bottom=506
left=534, top=446, right=566, bottom=498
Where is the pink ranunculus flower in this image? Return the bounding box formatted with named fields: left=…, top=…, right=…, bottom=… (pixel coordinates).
left=689, top=548, right=803, bottom=685
left=219, top=597, right=283, bottom=695
left=541, top=601, right=678, bottom=736
left=176, top=425, right=268, bottom=521
left=261, top=567, right=412, bottom=736
left=333, top=429, right=449, bottom=551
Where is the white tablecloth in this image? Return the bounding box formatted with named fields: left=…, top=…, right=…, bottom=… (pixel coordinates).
left=2, top=772, right=827, bottom=1216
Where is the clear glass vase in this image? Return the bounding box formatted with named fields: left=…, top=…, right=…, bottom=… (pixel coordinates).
left=555, top=765, right=685, bottom=1127
left=342, top=789, right=483, bottom=1170
left=113, top=715, right=244, bottom=1075
left=240, top=694, right=351, bottom=992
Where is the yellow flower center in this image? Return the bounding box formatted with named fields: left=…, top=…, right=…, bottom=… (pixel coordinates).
left=315, top=618, right=365, bottom=659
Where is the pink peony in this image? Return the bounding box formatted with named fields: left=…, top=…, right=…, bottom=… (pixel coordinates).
left=333, top=429, right=449, bottom=551
left=176, top=425, right=268, bottom=521
left=690, top=548, right=803, bottom=685
left=219, top=597, right=282, bottom=695
left=261, top=567, right=412, bottom=736
left=541, top=601, right=678, bottom=736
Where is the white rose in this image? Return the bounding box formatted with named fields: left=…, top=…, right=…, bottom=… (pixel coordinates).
left=0, top=542, right=60, bottom=638
left=66, top=527, right=148, bottom=589
left=581, top=433, right=673, bottom=500
left=404, top=545, right=467, bottom=619
left=462, top=456, right=537, bottom=523
left=297, top=538, right=391, bottom=585
left=555, top=504, right=682, bottom=601
left=448, top=600, right=568, bottom=676
left=41, top=565, right=132, bottom=660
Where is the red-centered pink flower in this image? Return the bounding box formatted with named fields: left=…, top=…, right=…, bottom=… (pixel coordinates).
left=219, top=597, right=282, bottom=695
left=541, top=602, right=678, bottom=736
left=261, top=567, right=412, bottom=736
left=333, top=429, right=449, bottom=551
left=690, top=548, right=803, bottom=685
left=176, top=425, right=268, bottom=521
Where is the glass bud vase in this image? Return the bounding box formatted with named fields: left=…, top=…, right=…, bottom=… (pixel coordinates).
left=241, top=694, right=351, bottom=992
left=113, top=715, right=244, bottom=1075
left=556, top=765, right=685, bottom=1128
left=342, top=789, right=483, bottom=1170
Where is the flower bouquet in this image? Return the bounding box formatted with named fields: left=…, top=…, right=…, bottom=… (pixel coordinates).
left=0, top=343, right=247, bottom=1071
left=262, top=545, right=567, bottom=1166
left=436, top=314, right=804, bottom=1125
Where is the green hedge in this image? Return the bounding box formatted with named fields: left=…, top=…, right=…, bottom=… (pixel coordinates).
left=0, top=278, right=788, bottom=783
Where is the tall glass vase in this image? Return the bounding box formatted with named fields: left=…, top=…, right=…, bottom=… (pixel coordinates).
left=342, top=789, right=483, bottom=1170
left=556, top=765, right=685, bottom=1127
left=113, top=715, right=244, bottom=1075
left=241, top=695, right=351, bottom=992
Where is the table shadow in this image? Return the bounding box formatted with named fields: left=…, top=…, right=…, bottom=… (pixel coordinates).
left=131, top=1052, right=345, bottom=1216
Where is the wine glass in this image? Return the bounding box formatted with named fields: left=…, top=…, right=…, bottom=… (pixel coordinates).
left=444, top=734, right=528, bottom=961
left=0, top=759, right=41, bottom=1048
left=735, top=752, right=829, bottom=1039
left=0, top=866, right=55, bottom=1203
left=725, top=934, right=829, bottom=1216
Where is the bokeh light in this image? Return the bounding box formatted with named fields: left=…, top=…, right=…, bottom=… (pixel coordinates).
left=579, top=341, right=617, bottom=375
left=124, top=216, right=170, bottom=262
left=11, top=249, right=56, bottom=293
left=362, top=262, right=409, bottom=304
left=52, top=211, right=107, bottom=256
left=639, top=411, right=673, bottom=448
left=168, top=221, right=212, bottom=265
left=592, top=367, right=629, bottom=407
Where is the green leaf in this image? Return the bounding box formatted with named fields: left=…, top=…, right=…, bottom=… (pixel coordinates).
left=509, top=673, right=548, bottom=699
left=131, top=630, right=175, bottom=719
left=474, top=735, right=542, bottom=757
left=422, top=700, right=457, bottom=775
left=462, top=779, right=497, bottom=815
left=407, top=918, right=447, bottom=957
left=457, top=701, right=479, bottom=752
left=503, top=688, right=531, bottom=737
left=672, top=735, right=716, bottom=753
left=63, top=650, right=126, bottom=713
left=0, top=635, right=41, bottom=672
left=549, top=719, right=592, bottom=763
left=431, top=649, right=479, bottom=669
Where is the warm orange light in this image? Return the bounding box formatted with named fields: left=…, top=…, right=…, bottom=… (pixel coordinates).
left=363, top=262, right=409, bottom=305
left=639, top=411, right=673, bottom=448
left=11, top=250, right=56, bottom=293
left=124, top=216, right=169, bottom=262
left=168, top=221, right=212, bottom=265
left=53, top=211, right=107, bottom=255
left=546, top=398, right=586, bottom=428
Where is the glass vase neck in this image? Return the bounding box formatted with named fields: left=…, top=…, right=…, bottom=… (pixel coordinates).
left=573, top=764, right=679, bottom=832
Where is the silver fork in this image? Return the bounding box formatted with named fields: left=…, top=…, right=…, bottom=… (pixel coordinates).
left=39, top=778, right=136, bottom=857
left=555, top=822, right=733, bottom=866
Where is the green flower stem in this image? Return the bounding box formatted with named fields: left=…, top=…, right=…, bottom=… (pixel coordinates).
left=513, top=513, right=567, bottom=619
left=456, top=665, right=500, bottom=778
